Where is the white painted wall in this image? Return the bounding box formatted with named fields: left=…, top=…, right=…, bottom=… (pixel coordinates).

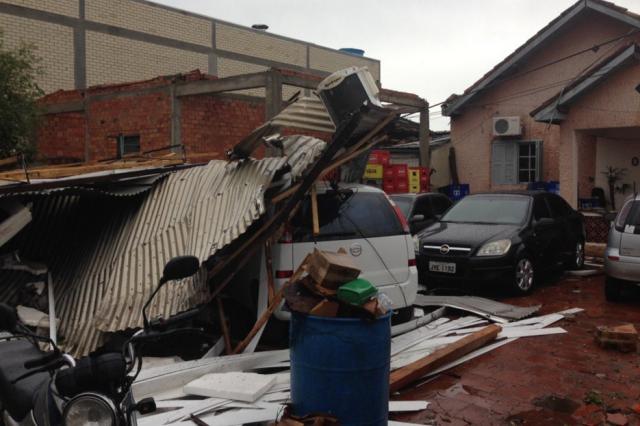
left=595, top=137, right=640, bottom=203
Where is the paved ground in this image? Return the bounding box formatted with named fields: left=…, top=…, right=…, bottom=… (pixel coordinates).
left=390, top=273, right=640, bottom=425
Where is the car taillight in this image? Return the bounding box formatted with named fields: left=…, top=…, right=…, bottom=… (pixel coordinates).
left=408, top=258, right=416, bottom=267
left=607, top=255, right=619, bottom=261
left=275, top=270, right=293, bottom=279
left=278, top=226, right=293, bottom=244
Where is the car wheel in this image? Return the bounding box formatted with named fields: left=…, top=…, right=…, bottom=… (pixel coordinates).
left=566, top=240, right=585, bottom=270
left=513, top=257, right=535, bottom=294
left=605, top=276, right=623, bottom=302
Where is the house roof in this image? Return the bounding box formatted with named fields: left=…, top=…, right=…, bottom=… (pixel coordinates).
left=442, top=0, right=640, bottom=117
left=531, top=43, right=640, bottom=123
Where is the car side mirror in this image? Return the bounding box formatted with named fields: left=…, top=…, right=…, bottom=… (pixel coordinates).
left=535, top=217, right=555, bottom=228
left=410, top=214, right=425, bottom=223
left=162, top=255, right=200, bottom=282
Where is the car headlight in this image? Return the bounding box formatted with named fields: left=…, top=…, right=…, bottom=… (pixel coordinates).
left=63, top=393, right=118, bottom=426
left=412, top=235, right=420, bottom=252
left=477, top=239, right=512, bottom=257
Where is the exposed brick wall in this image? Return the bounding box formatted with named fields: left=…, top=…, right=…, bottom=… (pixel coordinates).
left=37, top=112, right=85, bottom=162
left=86, top=92, right=172, bottom=160
left=180, top=95, right=265, bottom=156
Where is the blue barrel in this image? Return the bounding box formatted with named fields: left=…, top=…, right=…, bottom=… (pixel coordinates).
left=290, top=312, right=391, bottom=425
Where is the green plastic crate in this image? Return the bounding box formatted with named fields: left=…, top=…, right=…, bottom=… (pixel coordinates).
left=337, top=278, right=378, bottom=306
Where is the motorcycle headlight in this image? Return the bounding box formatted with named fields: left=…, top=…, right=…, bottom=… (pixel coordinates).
left=412, top=235, right=420, bottom=253
left=63, top=393, right=118, bottom=426
left=477, top=239, right=512, bottom=257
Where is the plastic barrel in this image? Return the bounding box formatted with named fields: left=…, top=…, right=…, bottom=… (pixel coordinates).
left=290, top=312, right=391, bottom=425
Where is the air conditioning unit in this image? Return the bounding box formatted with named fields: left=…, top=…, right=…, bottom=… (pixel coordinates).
left=493, top=116, right=521, bottom=137
left=316, top=66, right=382, bottom=126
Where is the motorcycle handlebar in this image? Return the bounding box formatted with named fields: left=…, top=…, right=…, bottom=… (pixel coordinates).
left=24, top=352, right=60, bottom=369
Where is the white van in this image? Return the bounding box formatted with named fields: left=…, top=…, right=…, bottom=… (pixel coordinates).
left=270, top=183, right=418, bottom=321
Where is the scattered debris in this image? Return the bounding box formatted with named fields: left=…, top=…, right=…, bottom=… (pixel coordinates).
left=414, top=294, right=541, bottom=323
left=389, top=324, right=501, bottom=393
left=389, top=400, right=430, bottom=412
left=606, top=412, right=629, bottom=426
left=184, top=372, right=276, bottom=402
left=595, top=324, right=638, bottom=353
left=584, top=390, right=605, bottom=406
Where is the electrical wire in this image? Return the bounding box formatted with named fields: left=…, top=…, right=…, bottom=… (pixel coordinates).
left=428, top=28, right=640, bottom=110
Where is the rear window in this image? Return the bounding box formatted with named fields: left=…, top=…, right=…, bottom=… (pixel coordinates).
left=390, top=196, right=414, bottom=218
left=291, top=190, right=404, bottom=242
left=431, top=195, right=452, bottom=215
left=617, top=200, right=639, bottom=231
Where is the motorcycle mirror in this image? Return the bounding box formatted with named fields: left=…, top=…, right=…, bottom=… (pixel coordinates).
left=162, top=256, right=200, bottom=282
left=143, top=256, right=200, bottom=330
left=0, top=303, right=17, bottom=332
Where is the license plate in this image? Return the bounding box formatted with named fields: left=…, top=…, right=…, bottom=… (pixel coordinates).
left=429, top=261, right=456, bottom=274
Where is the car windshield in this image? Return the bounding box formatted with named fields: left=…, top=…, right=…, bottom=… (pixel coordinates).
left=390, top=196, right=414, bottom=218
left=441, top=196, right=530, bottom=225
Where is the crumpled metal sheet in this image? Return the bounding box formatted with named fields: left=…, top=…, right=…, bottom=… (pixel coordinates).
left=0, top=136, right=326, bottom=356
left=413, top=294, right=541, bottom=323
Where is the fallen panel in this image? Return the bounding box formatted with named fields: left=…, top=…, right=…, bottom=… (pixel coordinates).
left=389, top=401, right=429, bottom=412
left=414, top=294, right=541, bottom=322
left=184, top=372, right=276, bottom=402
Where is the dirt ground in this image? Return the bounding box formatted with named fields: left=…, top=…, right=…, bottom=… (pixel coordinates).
left=390, top=273, right=640, bottom=426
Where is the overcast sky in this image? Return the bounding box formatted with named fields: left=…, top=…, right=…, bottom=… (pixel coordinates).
left=155, top=0, right=638, bottom=130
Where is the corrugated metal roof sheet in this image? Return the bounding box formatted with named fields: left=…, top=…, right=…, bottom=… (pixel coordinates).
left=0, top=136, right=325, bottom=356
left=271, top=96, right=335, bottom=134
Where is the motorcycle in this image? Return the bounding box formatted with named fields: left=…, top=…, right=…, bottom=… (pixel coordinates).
left=0, top=255, right=203, bottom=426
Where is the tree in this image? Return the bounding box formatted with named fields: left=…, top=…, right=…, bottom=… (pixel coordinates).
left=0, top=31, right=43, bottom=159
left=602, top=166, right=626, bottom=211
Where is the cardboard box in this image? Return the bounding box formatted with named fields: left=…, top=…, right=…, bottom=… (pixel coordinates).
left=307, top=248, right=361, bottom=289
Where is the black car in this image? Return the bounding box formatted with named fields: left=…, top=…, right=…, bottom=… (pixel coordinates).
left=390, top=193, right=453, bottom=234
left=415, top=192, right=585, bottom=294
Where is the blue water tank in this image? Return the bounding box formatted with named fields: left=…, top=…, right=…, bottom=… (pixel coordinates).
left=290, top=312, right=391, bottom=425
left=339, top=48, right=365, bottom=56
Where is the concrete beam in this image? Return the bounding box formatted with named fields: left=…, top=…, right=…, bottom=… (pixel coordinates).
left=419, top=109, right=431, bottom=169
left=175, top=72, right=269, bottom=97
left=265, top=70, right=283, bottom=120
left=41, top=101, right=84, bottom=115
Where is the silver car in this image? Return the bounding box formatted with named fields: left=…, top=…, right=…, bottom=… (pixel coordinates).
left=604, top=194, right=640, bottom=301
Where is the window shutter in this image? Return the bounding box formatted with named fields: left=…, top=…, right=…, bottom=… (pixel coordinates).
left=492, top=142, right=518, bottom=185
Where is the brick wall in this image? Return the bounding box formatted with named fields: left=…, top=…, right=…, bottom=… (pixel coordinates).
left=0, top=14, right=75, bottom=92
left=180, top=95, right=265, bottom=157
left=86, top=0, right=212, bottom=46
left=37, top=112, right=85, bottom=162
left=36, top=72, right=332, bottom=163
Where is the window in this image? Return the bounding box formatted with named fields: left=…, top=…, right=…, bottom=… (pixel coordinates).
left=615, top=200, right=634, bottom=231
left=441, top=195, right=531, bottom=225
left=518, top=143, right=537, bottom=183
left=547, top=194, right=572, bottom=218
left=492, top=140, right=543, bottom=185
left=291, top=190, right=403, bottom=242
left=431, top=195, right=453, bottom=215
left=412, top=196, right=432, bottom=218
left=533, top=197, right=552, bottom=221
left=118, top=134, right=140, bottom=158
left=391, top=196, right=414, bottom=219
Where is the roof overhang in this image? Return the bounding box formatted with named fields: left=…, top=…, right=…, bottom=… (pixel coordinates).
left=442, top=0, right=640, bottom=117
left=532, top=43, right=640, bottom=123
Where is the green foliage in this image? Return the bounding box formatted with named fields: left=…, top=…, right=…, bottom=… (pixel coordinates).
left=0, top=31, right=43, bottom=159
